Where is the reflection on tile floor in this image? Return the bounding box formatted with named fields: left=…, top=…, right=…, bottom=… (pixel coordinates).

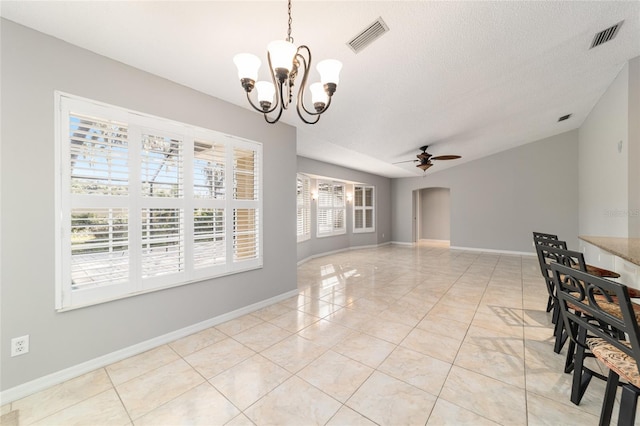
left=3, top=243, right=626, bottom=425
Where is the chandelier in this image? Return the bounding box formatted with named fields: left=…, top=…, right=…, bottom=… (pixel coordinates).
left=233, top=0, right=342, bottom=124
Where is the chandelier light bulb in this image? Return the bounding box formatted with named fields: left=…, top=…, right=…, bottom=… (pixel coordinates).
left=317, top=59, right=342, bottom=85
left=256, top=81, right=276, bottom=108
left=267, top=40, right=297, bottom=81
left=233, top=53, right=261, bottom=82
left=310, top=82, right=327, bottom=110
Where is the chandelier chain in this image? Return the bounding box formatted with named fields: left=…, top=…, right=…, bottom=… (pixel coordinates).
left=287, top=0, right=293, bottom=43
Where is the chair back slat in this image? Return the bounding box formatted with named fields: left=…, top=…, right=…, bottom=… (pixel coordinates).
left=533, top=231, right=559, bottom=241
left=535, top=243, right=584, bottom=285
left=552, top=262, right=640, bottom=371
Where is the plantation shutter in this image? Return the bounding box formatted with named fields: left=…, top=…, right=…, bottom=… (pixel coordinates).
left=140, top=208, right=184, bottom=278
left=194, top=141, right=225, bottom=199
left=233, top=146, right=260, bottom=261
left=57, top=93, right=263, bottom=310
left=317, top=181, right=346, bottom=237
left=354, top=186, right=364, bottom=229
left=70, top=208, right=129, bottom=289
left=353, top=185, right=375, bottom=233
left=193, top=208, right=226, bottom=268
left=317, top=182, right=333, bottom=235
left=364, top=187, right=374, bottom=228
left=333, top=183, right=345, bottom=232
left=193, top=139, right=227, bottom=269
left=68, top=113, right=131, bottom=291
left=297, top=174, right=310, bottom=242
left=141, top=134, right=183, bottom=198
left=69, top=113, right=129, bottom=196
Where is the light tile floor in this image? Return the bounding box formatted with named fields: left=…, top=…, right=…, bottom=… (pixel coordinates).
left=1, top=244, right=629, bottom=425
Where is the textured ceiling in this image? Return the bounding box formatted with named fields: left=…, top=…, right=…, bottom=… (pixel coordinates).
left=2, top=1, right=639, bottom=177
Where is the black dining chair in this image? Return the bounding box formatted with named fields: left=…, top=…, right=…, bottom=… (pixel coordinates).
left=532, top=232, right=621, bottom=281
left=535, top=244, right=586, bottom=354
left=553, top=263, right=640, bottom=425
left=536, top=243, right=640, bottom=406
left=534, top=235, right=569, bottom=314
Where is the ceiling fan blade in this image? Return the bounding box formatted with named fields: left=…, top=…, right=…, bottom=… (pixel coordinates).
left=392, top=159, right=419, bottom=164
left=431, top=155, right=461, bottom=161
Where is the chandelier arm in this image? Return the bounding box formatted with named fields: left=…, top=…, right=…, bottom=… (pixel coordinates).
left=295, top=107, right=322, bottom=124
left=241, top=51, right=282, bottom=116
left=295, top=95, right=333, bottom=124
left=297, top=88, right=332, bottom=117
left=262, top=82, right=286, bottom=123
left=317, top=94, right=332, bottom=114
left=294, top=76, right=328, bottom=124
left=266, top=51, right=290, bottom=111
left=295, top=46, right=318, bottom=117
left=245, top=92, right=278, bottom=115
left=294, top=46, right=333, bottom=120
left=263, top=105, right=285, bottom=124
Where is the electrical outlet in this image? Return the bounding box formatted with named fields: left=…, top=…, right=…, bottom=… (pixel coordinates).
left=11, top=335, right=29, bottom=357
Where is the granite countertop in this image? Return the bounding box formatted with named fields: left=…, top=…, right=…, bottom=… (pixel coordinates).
left=579, top=236, right=640, bottom=266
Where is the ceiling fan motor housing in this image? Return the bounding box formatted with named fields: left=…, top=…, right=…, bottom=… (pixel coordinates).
left=393, top=145, right=460, bottom=171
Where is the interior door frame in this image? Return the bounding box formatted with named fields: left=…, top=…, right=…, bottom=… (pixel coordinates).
left=412, top=189, right=420, bottom=243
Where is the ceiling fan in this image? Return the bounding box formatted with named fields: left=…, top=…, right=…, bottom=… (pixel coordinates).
left=394, top=145, right=461, bottom=171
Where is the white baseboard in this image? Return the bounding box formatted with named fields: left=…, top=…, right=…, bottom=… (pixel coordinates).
left=297, top=248, right=350, bottom=265
left=419, top=238, right=450, bottom=244
left=449, top=245, right=536, bottom=257
left=297, top=241, right=392, bottom=266
left=390, top=241, right=413, bottom=246
left=0, top=289, right=298, bottom=404
left=349, top=241, right=391, bottom=250
left=384, top=241, right=534, bottom=257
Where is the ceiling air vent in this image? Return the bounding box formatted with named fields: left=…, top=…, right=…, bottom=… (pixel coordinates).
left=347, top=17, right=389, bottom=54
left=590, top=21, right=623, bottom=49
left=558, top=114, right=572, bottom=122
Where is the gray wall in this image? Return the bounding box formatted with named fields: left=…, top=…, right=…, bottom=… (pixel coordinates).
left=392, top=130, right=580, bottom=253
left=578, top=63, right=629, bottom=237
left=297, top=156, right=392, bottom=262
left=578, top=56, right=640, bottom=238
left=628, top=57, right=640, bottom=238
left=419, top=188, right=451, bottom=241
left=1, top=20, right=297, bottom=391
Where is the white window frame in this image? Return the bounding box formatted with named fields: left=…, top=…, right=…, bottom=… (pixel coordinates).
left=353, top=185, right=375, bottom=233
left=316, top=180, right=346, bottom=237
left=55, top=92, right=262, bottom=311
left=296, top=174, right=311, bottom=242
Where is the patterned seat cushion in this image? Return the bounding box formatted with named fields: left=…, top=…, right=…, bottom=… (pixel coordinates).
left=564, top=293, right=640, bottom=324
left=586, top=264, right=621, bottom=279
left=594, top=298, right=640, bottom=324
left=587, top=337, right=640, bottom=388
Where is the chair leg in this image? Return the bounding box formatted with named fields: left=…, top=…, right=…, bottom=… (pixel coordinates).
left=564, top=337, right=575, bottom=374
left=617, top=384, right=640, bottom=426
left=599, top=369, right=619, bottom=426
left=553, top=311, right=568, bottom=354
left=551, top=299, right=560, bottom=325
left=571, top=326, right=592, bottom=405
left=546, top=295, right=553, bottom=313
